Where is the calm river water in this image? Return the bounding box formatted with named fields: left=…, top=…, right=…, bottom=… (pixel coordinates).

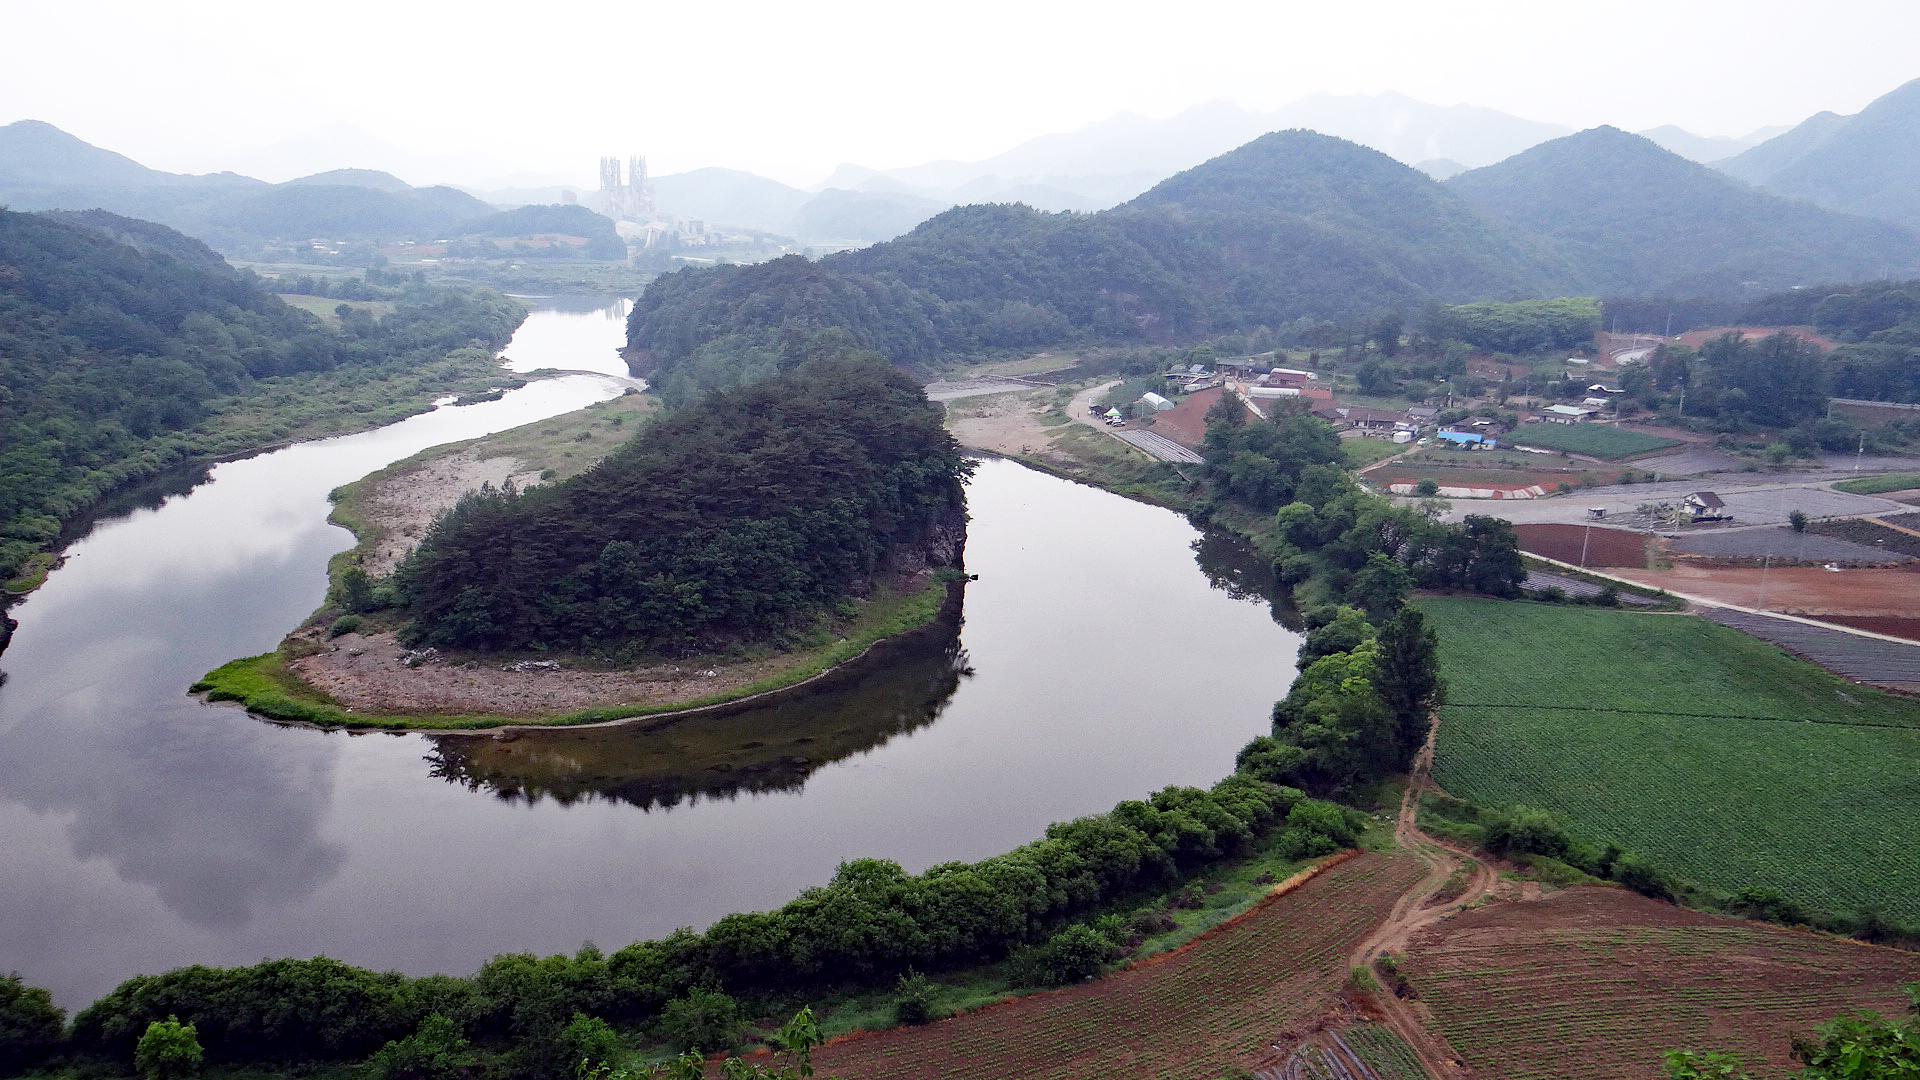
left=0, top=297, right=1301, bottom=1012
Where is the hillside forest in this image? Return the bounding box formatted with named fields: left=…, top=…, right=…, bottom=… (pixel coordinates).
left=0, top=208, right=527, bottom=583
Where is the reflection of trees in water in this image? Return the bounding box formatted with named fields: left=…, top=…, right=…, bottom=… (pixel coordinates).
left=423, top=631, right=972, bottom=811
left=1190, top=529, right=1300, bottom=629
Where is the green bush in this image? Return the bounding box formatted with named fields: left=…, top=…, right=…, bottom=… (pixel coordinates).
left=329, top=614, right=364, bottom=637
left=658, top=989, right=741, bottom=1054
left=891, top=972, right=939, bottom=1026
left=365, top=1014, right=470, bottom=1080
left=1022, top=925, right=1116, bottom=986
left=135, top=1017, right=202, bottom=1080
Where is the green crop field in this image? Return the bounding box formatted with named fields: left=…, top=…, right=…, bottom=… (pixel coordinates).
left=1834, top=472, right=1920, bottom=495
left=1418, top=598, right=1920, bottom=925
left=1505, top=424, right=1680, bottom=459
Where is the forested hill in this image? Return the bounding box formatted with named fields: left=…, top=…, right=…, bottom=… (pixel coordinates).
left=396, top=352, right=970, bottom=656
left=1110, top=129, right=1578, bottom=313
left=1447, top=126, right=1920, bottom=296
left=0, top=208, right=525, bottom=582
left=625, top=130, right=1589, bottom=392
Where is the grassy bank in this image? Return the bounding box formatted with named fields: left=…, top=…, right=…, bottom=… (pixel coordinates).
left=192, top=575, right=960, bottom=730
left=1420, top=596, right=1920, bottom=925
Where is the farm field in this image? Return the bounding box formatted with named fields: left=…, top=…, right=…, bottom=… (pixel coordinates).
left=1506, top=424, right=1681, bottom=459
left=1403, top=886, right=1920, bottom=1080
left=1418, top=598, right=1920, bottom=925
left=1834, top=472, right=1920, bottom=495
left=1369, top=465, right=1604, bottom=490
left=809, top=853, right=1427, bottom=1080
left=1513, top=523, right=1648, bottom=567
left=1607, top=562, right=1920, bottom=619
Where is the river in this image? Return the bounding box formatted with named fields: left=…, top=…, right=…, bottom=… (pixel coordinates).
left=0, top=296, right=1302, bottom=1012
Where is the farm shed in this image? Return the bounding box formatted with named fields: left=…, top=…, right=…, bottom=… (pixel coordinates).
left=1541, top=404, right=1598, bottom=424
left=1684, top=491, right=1728, bottom=521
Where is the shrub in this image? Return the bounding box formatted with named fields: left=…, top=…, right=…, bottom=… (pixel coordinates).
left=1022, top=925, right=1116, bottom=986
left=658, top=989, right=740, bottom=1054
left=365, top=1014, right=470, bottom=1080
left=135, top=1017, right=202, bottom=1080
left=1415, top=478, right=1440, bottom=496
left=891, top=972, right=939, bottom=1026
left=329, top=614, right=364, bottom=637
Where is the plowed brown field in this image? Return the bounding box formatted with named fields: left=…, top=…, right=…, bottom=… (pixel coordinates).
left=809, top=852, right=1427, bottom=1080
left=1513, top=523, right=1649, bottom=568
left=1403, top=886, right=1920, bottom=1080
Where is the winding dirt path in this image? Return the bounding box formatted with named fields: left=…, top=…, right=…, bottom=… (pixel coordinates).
left=1343, top=717, right=1496, bottom=1080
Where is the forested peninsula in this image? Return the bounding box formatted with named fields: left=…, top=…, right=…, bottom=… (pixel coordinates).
left=195, top=347, right=973, bottom=727
left=396, top=351, right=969, bottom=656
left=0, top=208, right=526, bottom=589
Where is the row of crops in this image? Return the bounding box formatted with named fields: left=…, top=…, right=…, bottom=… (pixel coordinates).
left=1402, top=898, right=1920, bottom=1080
left=812, top=854, right=1426, bottom=1079
left=1418, top=598, right=1920, bottom=927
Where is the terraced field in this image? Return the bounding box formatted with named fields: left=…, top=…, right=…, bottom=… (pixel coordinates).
left=1419, top=598, right=1920, bottom=924
left=1404, top=887, right=1920, bottom=1080
left=810, top=853, right=1427, bottom=1080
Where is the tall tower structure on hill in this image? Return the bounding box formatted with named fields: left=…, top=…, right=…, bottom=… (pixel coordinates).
left=598, top=155, right=654, bottom=222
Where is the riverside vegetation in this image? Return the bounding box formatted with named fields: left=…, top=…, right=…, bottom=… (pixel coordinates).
left=0, top=208, right=527, bottom=589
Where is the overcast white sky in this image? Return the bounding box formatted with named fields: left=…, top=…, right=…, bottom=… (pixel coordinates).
left=4, top=0, right=1917, bottom=187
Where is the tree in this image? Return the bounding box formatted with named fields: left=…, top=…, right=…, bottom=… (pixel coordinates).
left=1346, top=552, right=1412, bottom=619
left=1372, top=607, right=1444, bottom=756
left=1789, top=509, right=1809, bottom=534
left=1371, top=312, right=1404, bottom=357
left=135, top=1017, right=202, bottom=1080
left=0, top=973, right=65, bottom=1075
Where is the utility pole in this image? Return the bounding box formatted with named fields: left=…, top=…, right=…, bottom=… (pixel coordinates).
left=1857, top=432, right=1866, bottom=472
left=1581, top=520, right=1592, bottom=568
left=1757, top=553, right=1770, bottom=611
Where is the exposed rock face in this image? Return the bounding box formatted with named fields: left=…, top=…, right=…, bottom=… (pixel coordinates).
left=883, top=501, right=968, bottom=578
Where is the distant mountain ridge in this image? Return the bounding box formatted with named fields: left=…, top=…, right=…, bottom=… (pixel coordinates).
left=1715, top=76, right=1920, bottom=231
left=1447, top=126, right=1920, bottom=296
left=0, top=120, right=495, bottom=246
left=626, top=129, right=1594, bottom=381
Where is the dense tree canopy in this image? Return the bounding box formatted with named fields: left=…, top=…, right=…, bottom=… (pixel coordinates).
left=396, top=351, right=971, bottom=655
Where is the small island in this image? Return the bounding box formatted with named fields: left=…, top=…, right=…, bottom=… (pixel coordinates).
left=197, top=350, right=972, bottom=729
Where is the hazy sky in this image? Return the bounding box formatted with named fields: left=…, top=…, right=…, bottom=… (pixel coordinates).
left=5, top=0, right=1917, bottom=187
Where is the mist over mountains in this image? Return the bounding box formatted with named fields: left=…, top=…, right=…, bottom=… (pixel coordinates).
left=8, top=78, right=1920, bottom=289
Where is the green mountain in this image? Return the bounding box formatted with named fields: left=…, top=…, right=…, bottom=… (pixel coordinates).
left=1447, top=126, right=1920, bottom=296
left=627, top=130, right=1588, bottom=380
left=1715, top=110, right=1851, bottom=186
left=1738, top=77, right=1920, bottom=231
left=1108, top=129, right=1579, bottom=321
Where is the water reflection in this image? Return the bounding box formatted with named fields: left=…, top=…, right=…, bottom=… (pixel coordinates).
left=425, top=620, right=972, bottom=810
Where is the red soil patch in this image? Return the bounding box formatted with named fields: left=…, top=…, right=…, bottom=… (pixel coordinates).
left=1403, top=886, right=1920, bottom=1080
left=809, top=852, right=1427, bottom=1080
left=1817, top=615, right=1920, bottom=643
left=1147, top=387, right=1220, bottom=449
left=1513, top=523, right=1648, bottom=568
left=1675, top=325, right=1837, bottom=353
left=1610, top=563, right=1920, bottom=617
